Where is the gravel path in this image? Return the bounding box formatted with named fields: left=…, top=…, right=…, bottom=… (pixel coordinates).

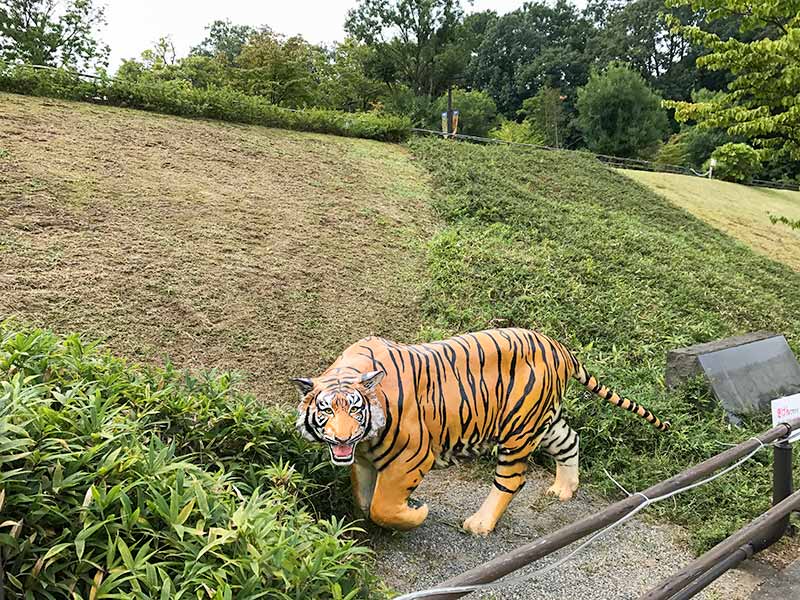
left=371, top=462, right=768, bottom=599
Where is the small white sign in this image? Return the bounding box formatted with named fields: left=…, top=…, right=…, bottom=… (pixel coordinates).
left=771, top=394, right=800, bottom=442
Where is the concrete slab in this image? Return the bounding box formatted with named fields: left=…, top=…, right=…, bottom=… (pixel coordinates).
left=750, top=559, right=800, bottom=599
left=698, top=336, right=800, bottom=415
left=666, top=331, right=779, bottom=390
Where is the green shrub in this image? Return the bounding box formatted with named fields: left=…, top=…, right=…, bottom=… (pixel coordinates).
left=681, top=125, right=732, bottom=170
left=655, top=134, right=690, bottom=167
left=708, top=142, right=762, bottom=183
left=0, top=63, right=410, bottom=142
left=577, top=64, right=669, bottom=158
left=488, top=119, right=545, bottom=145
left=377, top=85, right=434, bottom=128
left=0, top=325, right=382, bottom=599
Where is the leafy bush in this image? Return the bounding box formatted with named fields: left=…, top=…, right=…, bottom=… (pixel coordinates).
left=655, top=134, right=690, bottom=167
left=769, top=214, right=800, bottom=230
left=0, top=325, right=382, bottom=599
left=488, top=119, right=545, bottom=145
left=378, top=85, right=434, bottom=127
left=577, top=64, right=669, bottom=158
left=0, top=63, right=410, bottom=142
left=410, top=137, right=800, bottom=551
left=680, top=126, right=732, bottom=170
left=708, top=142, right=762, bottom=183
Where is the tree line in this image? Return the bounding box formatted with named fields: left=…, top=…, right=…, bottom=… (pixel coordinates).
left=1, top=0, right=798, bottom=183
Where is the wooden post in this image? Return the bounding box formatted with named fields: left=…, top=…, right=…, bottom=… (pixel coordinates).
left=447, top=85, right=453, bottom=137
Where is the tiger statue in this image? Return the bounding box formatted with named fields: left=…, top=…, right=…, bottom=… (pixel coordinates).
left=292, top=328, right=669, bottom=535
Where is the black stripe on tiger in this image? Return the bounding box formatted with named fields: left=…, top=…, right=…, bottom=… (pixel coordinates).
left=573, top=363, right=670, bottom=431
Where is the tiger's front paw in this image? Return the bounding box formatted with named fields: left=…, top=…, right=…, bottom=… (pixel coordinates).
left=462, top=512, right=495, bottom=536
left=372, top=502, right=429, bottom=530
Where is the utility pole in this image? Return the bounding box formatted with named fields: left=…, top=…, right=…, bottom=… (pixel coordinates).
left=447, top=85, right=454, bottom=137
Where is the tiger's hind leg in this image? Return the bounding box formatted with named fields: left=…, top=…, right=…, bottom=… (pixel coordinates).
left=463, top=434, right=540, bottom=536
left=540, top=408, right=580, bottom=501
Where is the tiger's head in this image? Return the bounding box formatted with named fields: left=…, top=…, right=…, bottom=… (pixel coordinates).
left=291, top=370, right=386, bottom=466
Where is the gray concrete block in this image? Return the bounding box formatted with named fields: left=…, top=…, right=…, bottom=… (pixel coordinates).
left=665, top=331, right=780, bottom=390
left=698, top=336, right=800, bottom=415
left=750, top=558, right=800, bottom=599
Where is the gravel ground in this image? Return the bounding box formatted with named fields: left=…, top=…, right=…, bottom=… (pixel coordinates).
left=371, top=462, right=769, bottom=599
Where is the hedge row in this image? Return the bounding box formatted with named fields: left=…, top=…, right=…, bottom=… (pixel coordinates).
left=0, top=63, right=410, bottom=143
left=0, top=325, right=384, bottom=599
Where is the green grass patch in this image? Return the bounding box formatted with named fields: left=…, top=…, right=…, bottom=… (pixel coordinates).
left=0, top=324, right=383, bottom=599
left=410, top=137, right=800, bottom=551
left=0, top=63, right=409, bottom=143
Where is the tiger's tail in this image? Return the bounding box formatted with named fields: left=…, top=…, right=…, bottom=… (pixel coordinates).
left=571, top=360, right=671, bottom=432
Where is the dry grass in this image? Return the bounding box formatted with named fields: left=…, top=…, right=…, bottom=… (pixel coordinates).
left=0, top=92, right=437, bottom=404
left=620, top=169, right=800, bottom=271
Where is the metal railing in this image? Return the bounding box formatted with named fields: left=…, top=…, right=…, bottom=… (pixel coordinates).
left=402, top=416, right=800, bottom=599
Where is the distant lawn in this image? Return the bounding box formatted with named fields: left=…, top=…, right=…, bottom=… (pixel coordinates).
left=620, top=169, right=800, bottom=271
left=0, top=92, right=436, bottom=404
left=410, top=137, right=800, bottom=551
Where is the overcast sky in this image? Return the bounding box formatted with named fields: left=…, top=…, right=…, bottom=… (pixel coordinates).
left=102, top=0, right=548, bottom=71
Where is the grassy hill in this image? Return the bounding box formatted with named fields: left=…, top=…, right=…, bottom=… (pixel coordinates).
left=621, top=169, right=800, bottom=271
left=0, top=92, right=436, bottom=404
left=3, top=90, right=799, bottom=564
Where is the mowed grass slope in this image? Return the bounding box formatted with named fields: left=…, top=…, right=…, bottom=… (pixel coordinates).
left=410, top=137, right=800, bottom=550
left=621, top=169, right=800, bottom=271
left=0, top=92, right=436, bottom=403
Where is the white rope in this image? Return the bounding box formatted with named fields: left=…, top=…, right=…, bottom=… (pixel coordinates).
left=394, top=437, right=770, bottom=600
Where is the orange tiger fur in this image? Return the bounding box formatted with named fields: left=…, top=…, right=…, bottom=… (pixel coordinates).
left=293, top=328, right=669, bottom=535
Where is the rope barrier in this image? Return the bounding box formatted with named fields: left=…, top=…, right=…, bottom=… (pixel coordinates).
left=394, top=434, right=787, bottom=600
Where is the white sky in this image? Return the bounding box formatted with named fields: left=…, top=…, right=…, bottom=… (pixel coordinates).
left=102, top=0, right=549, bottom=71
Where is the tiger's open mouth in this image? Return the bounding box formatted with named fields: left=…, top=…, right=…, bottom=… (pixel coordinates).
left=329, top=443, right=355, bottom=466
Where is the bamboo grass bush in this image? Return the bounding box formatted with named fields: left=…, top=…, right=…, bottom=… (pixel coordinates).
left=0, top=325, right=382, bottom=599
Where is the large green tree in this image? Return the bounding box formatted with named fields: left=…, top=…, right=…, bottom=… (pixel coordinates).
left=190, top=19, right=255, bottom=66
left=468, top=0, right=593, bottom=116
left=588, top=0, right=692, bottom=80
left=0, top=0, right=109, bottom=70
left=519, top=86, right=568, bottom=148
left=316, top=38, right=388, bottom=111
left=233, top=28, right=323, bottom=107
left=586, top=0, right=749, bottom=100
left=577, top=63, right=669, bottom=157
left=664, top=0, right=800, bottom=162
left=345, top=0, right=464, bottom=96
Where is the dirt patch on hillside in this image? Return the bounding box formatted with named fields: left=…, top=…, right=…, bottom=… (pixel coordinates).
left=0, top=93, right=437, bottom=403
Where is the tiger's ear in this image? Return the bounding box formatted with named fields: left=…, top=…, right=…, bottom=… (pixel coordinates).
left=290, top=377, right=314, bottom=396
left=360, top=370, right=385, bottom=392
